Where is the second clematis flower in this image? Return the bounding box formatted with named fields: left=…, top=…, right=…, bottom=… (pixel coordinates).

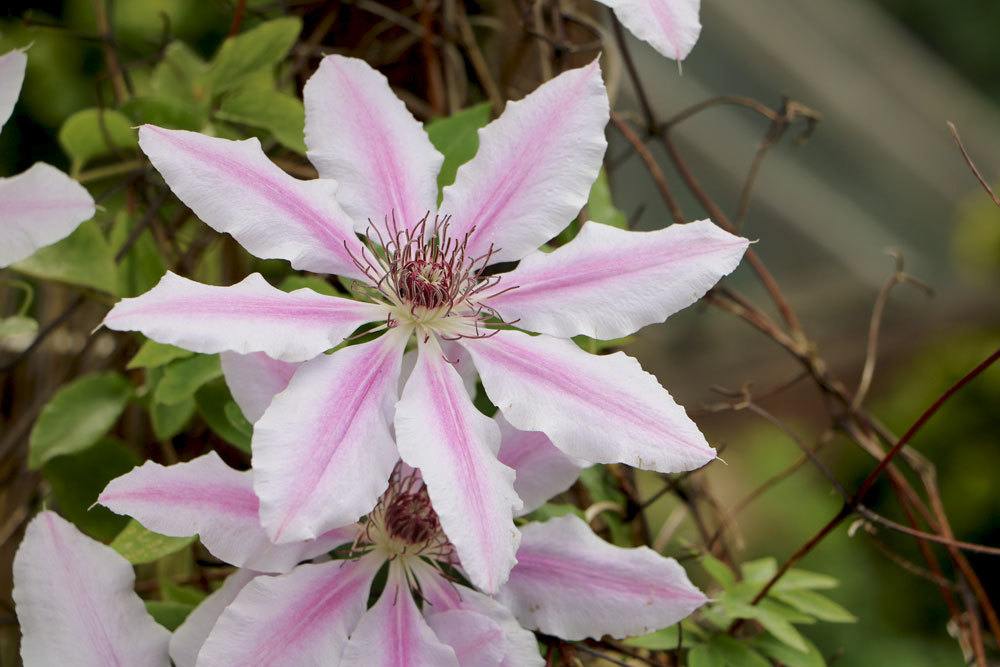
left=103, top=55, right=748, bottom=591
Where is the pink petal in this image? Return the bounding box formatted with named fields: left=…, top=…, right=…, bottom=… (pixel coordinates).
left=99, top=453, right=356, bottom=573
left=596, top=0, right=702, bottom=61
left=0, top=48, right=27, bottom=132
left=221, top=351, right=299, bottom=423
left=488, top=220, right=748, bottom=339
left=304, top=55, right=442, bottom=233
left=425, top=610, right=504, bottom=667
left=254, top=328, right=410, bottom=544
left=12, top=511, right=170, bottom=666
left=340, top=563, right=459, bottom=666
left=170, top=569, right=258, bottom=667
left=441, top=61, right=608, bottom=263
left=197, top=555, right=379, bottom=667
left=0, top=162, right=95, bottom=268
left=496, top=415, right=583, bottom=515
left=395, top=337, right=521, bottom=593
left=103, top=271, right=385, bottom=362
left=498, top=515, right=707, bottom=640
left=138, top=125, right=365, bottom=277
left=461, top=331, right=715, bottom=472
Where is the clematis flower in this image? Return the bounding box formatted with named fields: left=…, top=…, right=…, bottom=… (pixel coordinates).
left=12, top=511, right=171, bottom=666
left=0, top=49, right=95, bottom=268
left=102, top=55, right=748, bottom=592
left=98, top=429, right=705, bottom=665
left=594, top=0, right=702, bottom=62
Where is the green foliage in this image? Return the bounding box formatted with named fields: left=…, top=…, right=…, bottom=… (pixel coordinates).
left=196, top=378, right=252, bottom=452
left=425, top=103, right=491, bottom=190
left=13, top=221, right=118, bottom=294
left=145, top=601, right=195, bottom=631
left=29, top=372, right=133, bottom=469
left=217, top=86, right=307, bottom=154
left=58, top=108, right=138, bottom=173
left=207, top=18, right=302, bottom=94
left=0, top=315, right=37, bottom=348
left=127, top=339, right=193, bottom=370
left=587, top=169, right=628, bottom=229
left=577, top=465, right=632, bottom=546
left=691, top=636, right=771, bottom=667
left=110, top=212, right=168, bottom=297
left=279, top=275, right=337, bottom=296
left=110, top=519, right=196, bottom=565
left=153, top=354, right=222, bottom=405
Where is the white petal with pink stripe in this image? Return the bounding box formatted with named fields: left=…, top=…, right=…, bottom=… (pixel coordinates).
left=596, top=0, right=702, bottom=62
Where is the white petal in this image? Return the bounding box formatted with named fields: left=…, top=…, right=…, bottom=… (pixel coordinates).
left=597, top=0, right=702, bottom=61
left=197, top=556, right=379, bottom=667
left=496, top=415, right=583, bottom=515
left=13, top=511, right=170, bottom=666
left=441, top=61, right=608, bottom=263
left=395, top=336, right=521, bottom=593
left=488, top=220, right=748, bottom=339
left=138, top=125, right=365, bottom=277
left=304, top=55, right=443, bottom=232
left=0, top=48, right=27, bottom=132
left=340, top=563, right=459, bottom=667
left=221, top=351, right=299, bottom=423
left=497, top=515, right=707, bottom=640
left=99, top=453, right=356, bottom=573
left=254, top=328, right=409, bottom=544
left=461, top=331, right=715, bottom=472
left=0, top=163, right=95, bottom=268
left=104, top=271, right=385, bottom=362
left=170, top=569, right=258, bottom=667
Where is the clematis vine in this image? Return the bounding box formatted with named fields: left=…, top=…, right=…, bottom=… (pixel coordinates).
left=97, top=431, right=706, bottom=665
left=595, top=0, right=702, bottom=62
left=102, top=54, right=748, bottom=592
left=0, top=49, right=95, bottom=268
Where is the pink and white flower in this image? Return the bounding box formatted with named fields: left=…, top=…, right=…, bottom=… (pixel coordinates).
left=595, top=0, right=702, bottom=62
left=97, top=430, right=706, bottom=666
left=0, top=49, right=95, bottom=268
left=12, top=511, right=171, bottom=666
left=102, top=55, right=747, bottom=591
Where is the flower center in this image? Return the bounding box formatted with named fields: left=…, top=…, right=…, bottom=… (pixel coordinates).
left=360, top=465, right=453, bottom=562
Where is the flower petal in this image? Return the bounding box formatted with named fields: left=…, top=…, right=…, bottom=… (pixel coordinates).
left=340, top=563, right=459, bottom=667
left=461, top=331, right=715, bottom=472
left=304, top=55, right=442, bottom=232
left=104, top=271, right=385, bottom=362
left=596, top=0, right=702, bottom=61
left=197, top=556, right=379, bottom=667
left=488, top=220, right=748, bottom=339
left=0, top=162, right=95, bottom=268
left=395, top=336, right=521, bottom=593
left=441, top=61, right=608, bottom=263
left=496, top=415, right=583, bottom=515
left=138, top=125, right=365, bottom=277
left=221, top=351, right=299, bottom=423
left=13, top=511, right=170, bottom=666
left=254, top=327, right=410, bottom=544
left=498, top=514, right=707, bottom=640
left=99, top=453, right=356, bottom=573
left=169, top=569, right=258, bottom=667
left=0, top=48, right=26, bottom=132
left=425, top=610, right=504, bottom=667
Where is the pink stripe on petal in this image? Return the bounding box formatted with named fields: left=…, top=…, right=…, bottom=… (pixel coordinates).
left=496, top=416, right=583, bottom=515
left=138, top=125, right=365, bottom=277
left=595, top=0, right=702, bottom=61
left=442, top=61, right=608, bottom=264
left=13, top=512, right=170, bottom=666
left=254, top=328, right=410, bottom=544
left=103, top=271, right=385, bottom=363
left=488, top=220, right=748, bottom=339
left=462, top=331, right=715, bottom=473
left=498, top=515, right=707, bottom=640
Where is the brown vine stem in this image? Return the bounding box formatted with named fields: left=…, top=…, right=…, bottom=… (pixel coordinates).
left=610, top=113, right=685, bottom=225
left=947, top=121, right=1000, bottom=207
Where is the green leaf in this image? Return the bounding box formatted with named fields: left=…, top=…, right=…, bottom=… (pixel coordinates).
left=58, top=108, right=137, bottom=171
left=151, top=42, right=211, bottom=118
left=154, top=354, right=223, bottom=406
left=224, top=401, right=254, bottom=439
left=523, top=503, right=585, bottom=523
left=0, top=315, right=37, bottom=348
left=42, top=438, right=138, bottom=541
left=719, top=599, right=809, bottom=652
left=586, top=169, right=628, bottom=229
left=197, top=378, right=251, bottom=452
left=279, top=275, right=337, bottom=296
left=740, top=557, right=778, bottom=584
left=145, top=601, right=195, bottom=631
left=425, top=103, right=491, bottom=191
left=208, top=18, right=302, bottom=93
left=771, top=569, right=839, bottom=593
left=623, top=625, right=679, bottom=650
left=577, top=465, right=631, bottom=546
left=161, top=580, right=207, bottom=605
left=699, top=636, right=771, bottom=667
left=110, top=211, right=167, bottom=298
left=127, top=339, right=193, bottom=370
left=110, top=519, right=196, bottom=565
left=217, top=87, right=306, bottom=154
left=121, top=95, right=203, bottom=131
left=752, top=634, right=827, bottom=667
left=151, top=396, right=196, bottom=440
left=701, top=553, right=737, bottom=589
left=29, top=372, right=132, bottom=469
left=13, top=221, right=117, bottom=294
left=774, top=589, right=856, bottom=623
left=688, top=644, right=725, bottom=667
